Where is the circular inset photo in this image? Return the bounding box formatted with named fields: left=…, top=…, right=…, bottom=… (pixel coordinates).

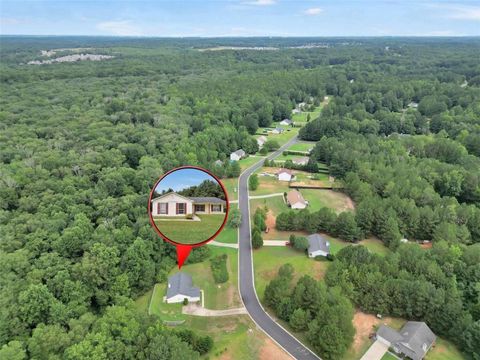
left=148, top=166, right=229, bottom=246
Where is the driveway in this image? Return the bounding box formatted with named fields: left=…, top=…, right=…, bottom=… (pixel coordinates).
left=182, top=303, right=247, bottom=316
left=238, top=135, right=320, bottom=360
left=360, top=340, right=389, bottom=360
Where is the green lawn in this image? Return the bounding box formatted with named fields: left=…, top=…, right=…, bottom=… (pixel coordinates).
left=253, top=246, right=330, bottom=300
left=249, top=175, right=290, bottom=196
left=287, top=142, right=315, bottom=152
left=360, top=237, right=391, bottom=256
left=154, top=214, right=226, bottom=244
left=214, top=204, right=238, bottom=243
left=238, top=156, right=262, bottom=171
left=426, top=338, right=465, bottom=360
left=250, top=195, right=287, bottom=218
left=299, top=188, right=353, bottom=213
left=221, top=177, right=238, bottom=201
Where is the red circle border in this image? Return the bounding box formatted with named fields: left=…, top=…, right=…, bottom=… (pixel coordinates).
left=147, top=165, right=230, bottom=248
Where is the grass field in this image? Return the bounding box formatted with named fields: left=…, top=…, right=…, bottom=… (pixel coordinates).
left=252, top=246, right=330, bottom=299
left=221, top=177, right=238, bottom=201
left=287, top=142, right=315, bottom=152
left=154, top=214, right=226, bottom=244
left=249, top=175, right=290, bottom=196
left=426, top=338, right=465, bottom=360
left=360, top=237, right=390, bottom=256
left=239, top=156, right=262, bottom=171
left=299, top=188, right=354, bottom=213
left=291, top=105, right=323, bottom=123
left=214, top=205, right=238, bottom=244
left=250, top=195, right=287, bottom=218
left=381, top=352, right=398, bottom=360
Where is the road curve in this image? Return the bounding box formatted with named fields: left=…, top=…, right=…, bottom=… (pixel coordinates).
left=237, top=135, right=321, bottom=360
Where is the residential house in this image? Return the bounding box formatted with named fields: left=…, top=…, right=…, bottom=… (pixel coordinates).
left=280, top=118, right=293, bottom=126
left=213, top=159, right=223, bottom=167
left=257, top=135, right=267, bottom=149
left=166, top=272, right=201, bottom=303
left=287, top=190, right=307, bottom=209
left=376, top=321, right=436, bottom=360
left=151, top=192, right=226, bottom=217
left=292, top=108, right=301, bottom=114
left=408, top=101, right=419, bottom=109
left=230, top=149, right=246, bottom=161
left=277, top=168, right=294, bottom=182
left=307, top=234, right=330, bottom=257
left=293, top=156, right=310, bottom=166
left=271, top=127, right=284, bottom=135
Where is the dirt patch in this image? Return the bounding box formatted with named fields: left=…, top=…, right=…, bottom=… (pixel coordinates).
left=345, top=196, right=355, bottom=210
left=259, top=337, right=292, bottom=360
left=420, top=242, right=433, bottom=249
left=352, top=311, right=379, bottom=352
left=311, top=261, right=328, bottom=280
left=265, top=210, right=276, bottom=230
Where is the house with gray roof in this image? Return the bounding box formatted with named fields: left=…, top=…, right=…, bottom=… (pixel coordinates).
left=166, top=272, right=201, bottom=303
left=376, top=321, right=436, bottom=360
left=307, top=234, right=330, bottom=257
left=280, top=118, right=293, bottom=126
left=230, top=149, right=246, bottom=161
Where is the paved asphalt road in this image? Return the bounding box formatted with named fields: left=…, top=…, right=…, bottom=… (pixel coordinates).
left=237, top=135, right=320, bottom=360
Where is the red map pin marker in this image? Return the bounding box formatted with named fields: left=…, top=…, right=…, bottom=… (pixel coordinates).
left=176, top=244, right=192, bottom=269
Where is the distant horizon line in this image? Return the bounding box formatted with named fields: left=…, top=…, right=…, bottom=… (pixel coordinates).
left=1, top=34, right=479, bottom=39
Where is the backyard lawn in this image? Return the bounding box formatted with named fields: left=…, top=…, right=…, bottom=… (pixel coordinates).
left=299, top=188, right=354, bottom=213
left=250, top=195, right=287, bottom=219
left=249, top=174, right=290, bottom=196
left=291, top=105, right=323, bottom=123
left=287, top=142, right=315, bottom=153
left=154, top=214, right=226, bottom=244
left=426, top=338, right=465, bottom=360
left=252, top=246, right=330, bottom=299
left=238, top=156, right=262, bottom=171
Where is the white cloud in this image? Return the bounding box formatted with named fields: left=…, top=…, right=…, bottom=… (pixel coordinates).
left=96, top=20, right=142, bottom=36
left=243, top=0, right=276, bottom=6
left=429, top=3, right=480, bottom=21
left=303, top=7, right=323, bottom=16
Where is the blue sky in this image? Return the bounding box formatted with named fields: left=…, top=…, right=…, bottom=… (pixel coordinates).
left=1, top=1, right=479, bottom=36
left=155, top=168, right=216, bottom=193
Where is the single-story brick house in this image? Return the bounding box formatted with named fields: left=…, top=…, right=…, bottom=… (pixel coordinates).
left=287, top=189, right=307, bottom=209
left=166, top=272, right=200, bottom=304
left=151, top=192, right=226, bottom=217
left=307, top=234, right=330, bottom=257
left=376, top=321, right=436, bottom=360
left=230, top=149, right=246, bottom=161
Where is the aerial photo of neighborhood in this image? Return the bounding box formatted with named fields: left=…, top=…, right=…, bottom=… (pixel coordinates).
left=1, top=1, right=479, bottom=360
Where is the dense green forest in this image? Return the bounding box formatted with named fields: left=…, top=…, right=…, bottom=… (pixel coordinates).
left=1, top=36, right=479, bottom=358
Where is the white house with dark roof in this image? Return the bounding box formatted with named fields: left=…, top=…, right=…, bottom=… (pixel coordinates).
left=280, top=118, right=293, bottom=126
left=307, top=234, right=330, bottom=257
left=270, top=127, right=284, bottom=134
left=376, top=321, right=436, bottom=360
left=151, top=192, right=226, bottom=217
left=213, top=159, right=223, bottom=167
left=230, top=149, right=246, bottom=161
left=166, top=272, right=201, bottom=303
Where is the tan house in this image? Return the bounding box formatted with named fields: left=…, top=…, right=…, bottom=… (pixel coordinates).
left=152, top=192, right=226, bottom=217
left=287, top=190, right=307, bottom=209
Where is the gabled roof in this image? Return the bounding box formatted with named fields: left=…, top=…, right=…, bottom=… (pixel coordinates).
left=152, top=192, right=193, bottom=203
left=277, top=168, right=293, bottom=176
left=190, top=197, right=226, bottom=204
left=213, top=159, right=223, bottom=166
left=281, top=118, right=293, bottom=124
left=287, top=190, right=306, bottom=205
left=293, top=156, right=309, bottom=165
left=167, top=272, right=200, bottom=299
left=377, top=322, right=436, bottom=360
left=231, top=149, right=245, bottom=157
left=307, top=234, right=330, bottom=254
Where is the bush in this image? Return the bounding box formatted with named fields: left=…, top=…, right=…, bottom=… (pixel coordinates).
left=186, top=214, right=194, bottom=220
left=249, top=174, right=259, bottom=191
left=227, top=208, right=242, bottom=228
left=252, top=227, right=263, bottom=249
left=292, top=236, right=309, bottom=251
left=210, top=254, right=229, bottom=283
left=183, top=298, right=189, bottom=305
left=253, top=208, right=267, bottom=231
